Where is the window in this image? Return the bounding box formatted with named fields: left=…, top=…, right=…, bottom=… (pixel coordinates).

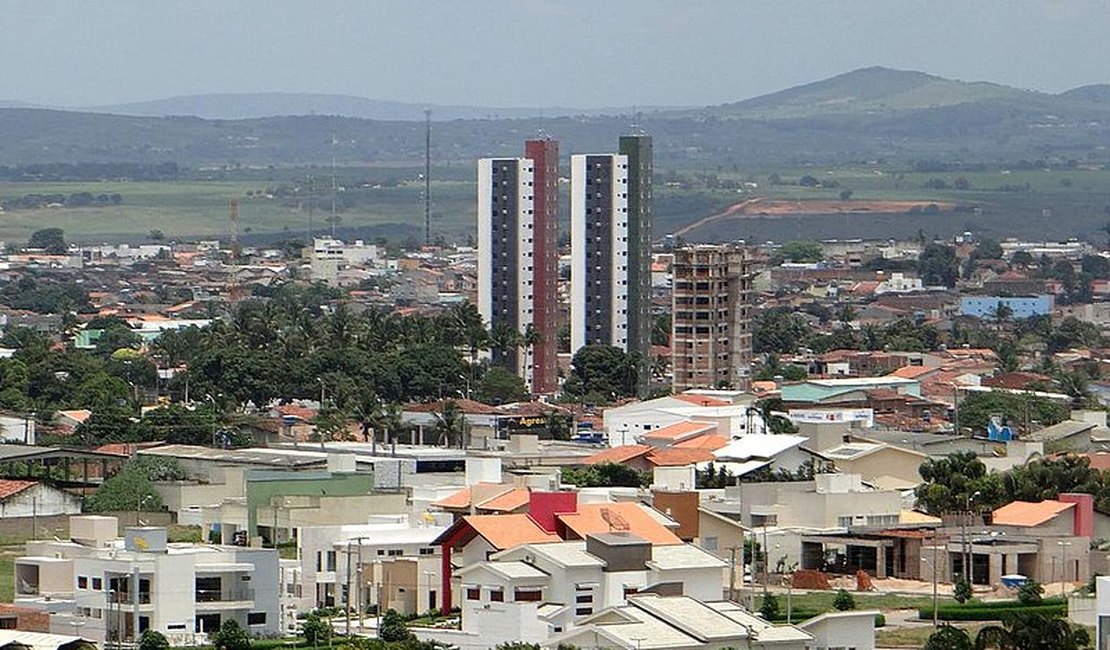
left=387, top=549, right=403, bottom=557
left=575, top=607, right=593, bottom=616
left=326, top=551, right=337, bottom=572
left=78, top=576, right=88, bottom=589
left=490, top=589, right=504, bottom=602
left=248, top=612, right=267, bottom=626
left=0, top=619, right=15, bottom=630
left=92, top=578, right=102, bottom=591
left=515, top=588, right=542, bottom=602
left=702, top=536, right=719, bottom=552
left=419, top=548, right=435, bottom=556
left=466, top=588, right=480, bottom=601
left=575, top=593, right=593, bottom=604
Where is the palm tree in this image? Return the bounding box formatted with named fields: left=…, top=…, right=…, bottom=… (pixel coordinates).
left=974, top=612, right=1088, bottom=650
left=351, top=393, right=384, bottom=452
left=381, top=402, right=406, bottom=447
left=432, top=400, right=469, bottom=448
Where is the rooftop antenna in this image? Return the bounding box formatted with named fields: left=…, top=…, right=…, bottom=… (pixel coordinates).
left=330, top=133, right=338, bottom=238
left=424, top=108, right=432, bottom=245
left=306, top=175, right=315, bottom=241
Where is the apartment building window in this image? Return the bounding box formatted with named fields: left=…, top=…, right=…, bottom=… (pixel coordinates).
left=837, top=516, right=854, bottom=528
left=489, top=589, right=504, bottom=602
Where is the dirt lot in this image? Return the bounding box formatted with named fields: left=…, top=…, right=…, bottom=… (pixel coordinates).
left=674, top=196, right=956, bottom=237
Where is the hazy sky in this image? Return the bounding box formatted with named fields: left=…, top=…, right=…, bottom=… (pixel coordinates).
left=5, top=0, right=1110, bottom=108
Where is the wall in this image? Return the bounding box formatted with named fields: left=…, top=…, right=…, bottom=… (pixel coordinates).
left=0, top=484, right=83, bottom=518
left=800, top=610, right=877, bottom=650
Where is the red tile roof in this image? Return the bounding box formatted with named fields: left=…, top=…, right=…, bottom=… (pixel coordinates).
left=646, top=448, right=716, bottom=466
left=992, top=500, right=1074, bottom=527
left=405, top=398, right=500, bottom=415
left=0, top=480, right=37, bottom=500
left=673, top=434, right=730, bottom=451
left=558, top=502, right=681, bottom=545
left=642, top=420, right=717, bottom=442
left=584, top=445, right=653, bottom=465
left=674, top=394, right=730, bottom=407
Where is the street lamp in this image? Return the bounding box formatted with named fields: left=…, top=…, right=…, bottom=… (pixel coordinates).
left=135, top=494, right=154, bottom=526
left=962, top=490, right=981, bottom=586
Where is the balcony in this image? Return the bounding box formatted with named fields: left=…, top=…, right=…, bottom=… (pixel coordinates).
left=195, top=587, right=255, bottom=607
left=108, top=591, right=151, bottom=605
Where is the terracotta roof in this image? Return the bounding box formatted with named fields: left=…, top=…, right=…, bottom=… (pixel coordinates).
left=1086, top=453, right=1110, bottom=472
left=478, top=488, right=532, bottom=513
left=459, top=514, right=559, bottom=549
left=584, top=445, right=653, bottom=465
left=888, top=366, right=936, bottom=380
left=674, top=394, right=730, bottom=407
left=405, top=398, right=500, bottom=415
left=0, top=480, right=37, bottom=500
left=558, top=502, right=681, bottom=545
left=55, top=409, right=93, bottom=424
left=95, top=441, right=164, bottom=457
left=646, top=448, right=716, bottom=466
left=275, top=404, right=317, bottom=421
left=991, top=500, right=1074, bottom=527
left=751, top=381, right=778, bottom=395
left=673, top=434, right=730, bottom=451
left=642, top=420, right=717, bottom=442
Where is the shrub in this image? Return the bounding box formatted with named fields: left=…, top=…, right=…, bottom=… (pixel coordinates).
left=1017, top=580, right=1043, bottom=606
left=953, top=576, right=972, bottom=604
left=873, top=613, right=886, bottom=628
left=759, top=593, right=780, bottom=620
left=832, top=589, right=856, bottom=611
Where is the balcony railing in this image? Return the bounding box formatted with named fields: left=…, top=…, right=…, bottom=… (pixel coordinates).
left=107, top=592, right=151, bottom=604
left=195, top=587, right=254, bottom=603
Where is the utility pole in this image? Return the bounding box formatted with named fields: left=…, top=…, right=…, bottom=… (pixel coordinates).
left=727, top=545, right=740, bottom=603
left=932, top=531, right=939, bottom=628
left=345, top=540, right=352, bottom=637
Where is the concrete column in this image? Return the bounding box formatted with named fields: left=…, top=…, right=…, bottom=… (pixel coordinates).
left=989, top=553, right=1003, bottom=587
left=876, top=545, right=887, bottom=579
left=1005, top=553, right=1019, bottom=576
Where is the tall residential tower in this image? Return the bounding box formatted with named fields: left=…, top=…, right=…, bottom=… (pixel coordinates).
left=570, top=135, right=653, bottom=375
left=477, top=139, right=560, bottom=394
left=477, top=157, right=536, bottom=388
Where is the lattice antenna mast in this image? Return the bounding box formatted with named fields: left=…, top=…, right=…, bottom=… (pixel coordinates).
left=424, top=108, right=432, bottom=245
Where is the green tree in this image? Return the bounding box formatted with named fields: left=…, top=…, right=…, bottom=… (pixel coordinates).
left=143, top=404, right=218, bottom=446
left=138, top=630, right=170, bottom=650
left=476, top=366, right=529, bottom=405
left=915, top=452, right=1004, bottom=516
left=1009, top=250, right=1034, bottom=268
left=1017, top=580, right=1043, bottom=606
left=923, top=625, right=973, bottom=650
left=953, top=575, right=972, bottom=604
left=562, top=345, right=638, bottom=403
left=957, top=390, right=1068, bottom=435
left=561, top=463, right=648, bottom=488
left=759, top=593, right=780, bottom=620
left=918, top=243, right=959, bottom=288
left=432, top=400, right=469, bottom=448
left=753, top=310, right=814, bottom=354
left=832, top=589, right=856, bottom=611
left=301, top=610, right=331, bottom=646
left=771, top=241, right=824, bottom=264
left=85, top=457, right=184, bottom=512
left=212, top=619, right=251, bottom=650
left=651, top=313, right=672, bottom=347
left=378, top=609, right=411, bottom=642
left=974, top=611, right=1089, bottom=650
left=28, top=227, right=66, bottom=254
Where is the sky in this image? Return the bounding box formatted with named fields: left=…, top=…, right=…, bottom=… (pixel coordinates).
left=5, top=0, right=1110, bottom=108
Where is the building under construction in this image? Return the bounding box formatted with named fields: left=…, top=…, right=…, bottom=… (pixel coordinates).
left=671, top=244, right=755, bottom=392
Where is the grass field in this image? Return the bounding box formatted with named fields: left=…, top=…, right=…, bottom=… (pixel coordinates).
left=0, top=178, right=475, bottom=244
left=754, top=590, right=954, bottom=616
left=4, top=165, right=1110, bottom=245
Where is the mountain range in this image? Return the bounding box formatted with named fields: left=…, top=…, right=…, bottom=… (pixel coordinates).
left=4, top=66, right=1110, bottom=167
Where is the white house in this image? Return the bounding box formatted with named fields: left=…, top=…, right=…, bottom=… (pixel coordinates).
left=0, top=481, right=82, bottom=518
left=14, top=516, right=283, bottom=647
left=455, top=533, right=727, bottom=644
